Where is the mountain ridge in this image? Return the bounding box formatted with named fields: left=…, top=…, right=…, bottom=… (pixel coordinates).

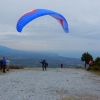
left=0, top=45, right=84, bottom=67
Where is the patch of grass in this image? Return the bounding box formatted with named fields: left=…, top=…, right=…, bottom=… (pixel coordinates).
left=59, top=93, right=99, bottom=100
left=87, top=66, right=100, bottom=71
left=87, top=67, right=91, bottom=71
left=58, top=96, right=75, bottom=100
left=76, top=66, right=83, bottom=68
left=9, top=66, right=24, bottom=69
left=88, top=70, right=100, bottom=76
left=87, top=66, right=100, bottom=76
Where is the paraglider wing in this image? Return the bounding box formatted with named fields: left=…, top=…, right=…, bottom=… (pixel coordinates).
left=16, top=9, right=69, bottom=33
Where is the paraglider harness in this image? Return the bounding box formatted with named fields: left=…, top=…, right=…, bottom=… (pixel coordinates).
left=40, top=60, right=48, bottom=67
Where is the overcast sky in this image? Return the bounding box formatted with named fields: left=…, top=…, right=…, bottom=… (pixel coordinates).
left=0, top=0, right=100, bottom=57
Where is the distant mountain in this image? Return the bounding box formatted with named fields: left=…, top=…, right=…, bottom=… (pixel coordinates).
left=0, top=45, right=84, bottom=68
left=0, top=45, right=36, bottom=56
left=0, top=45, right=26, bottom=54
left=0, top=45, right=14, bottom=52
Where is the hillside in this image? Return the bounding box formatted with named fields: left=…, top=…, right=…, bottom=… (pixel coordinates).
left=0, top=45, right=84, bottom=67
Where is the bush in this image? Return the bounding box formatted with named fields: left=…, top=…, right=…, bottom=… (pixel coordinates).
left=76, top=66, right=83, bottom=68
left=9, top=66, right=24, bottom=69
left=94, top=67, right=99, bottom=71
left=87, top=67, right=91, bottom=71
left=87, top=66, right=100, bottom=71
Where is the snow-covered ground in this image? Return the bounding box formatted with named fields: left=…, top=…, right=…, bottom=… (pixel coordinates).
left=0, top=68, right=100, bottom=100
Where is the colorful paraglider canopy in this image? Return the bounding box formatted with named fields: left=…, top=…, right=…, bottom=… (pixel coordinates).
left=16, top=9, right=69, bottom=33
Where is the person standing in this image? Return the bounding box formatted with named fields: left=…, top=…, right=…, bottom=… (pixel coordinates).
left=61, top=63, right=63, bottom=68
left=44, top=60, right=47, bottom=71
left=6, top=58, right=10, bottom=71
left=89, top=60, right=93, bottom=67
left=2, top=57, right=6, bottom=73
left=0, top=58, right=3, bottom=71
left=40, top=60, right=47, bottom=71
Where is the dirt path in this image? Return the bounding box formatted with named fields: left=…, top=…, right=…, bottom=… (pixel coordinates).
left=0, top=68, right=100, bottom=100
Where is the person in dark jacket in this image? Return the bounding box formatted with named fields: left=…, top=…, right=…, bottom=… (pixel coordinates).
left=40, top=60, right=47, bottom=71
left=61, top=63, right=63, bottom=68
left=0, top=58, right=3, bottom=71
left=2, top=57, right=6, bottom=73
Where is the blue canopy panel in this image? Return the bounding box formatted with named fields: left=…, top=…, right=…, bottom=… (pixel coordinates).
left=16, top=9, right=69, bottom=33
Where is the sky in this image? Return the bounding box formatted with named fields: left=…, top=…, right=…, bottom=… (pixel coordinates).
left=0, top=0, right=100, bottom=58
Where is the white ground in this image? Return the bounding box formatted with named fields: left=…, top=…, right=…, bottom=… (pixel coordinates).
left=0, top=68, right=100, bottom=100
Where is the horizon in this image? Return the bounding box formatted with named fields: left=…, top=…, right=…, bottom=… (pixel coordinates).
left=0, top=45, right=99, bottom=60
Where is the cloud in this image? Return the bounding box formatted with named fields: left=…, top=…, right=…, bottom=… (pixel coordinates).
left=0, top=0, right=100, bottom=52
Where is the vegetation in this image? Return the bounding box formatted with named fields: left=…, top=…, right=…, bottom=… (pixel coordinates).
left=58, top=96, right=75, bottom=100
left=87, top=57, right=100, bottom=72
left=81, top=52, right=93, bottom=68
left=93, top=57, right=100, bottom=66
left=81, top=52, right=100, bottom=72
left=9, top=65, right=24, bottom=69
